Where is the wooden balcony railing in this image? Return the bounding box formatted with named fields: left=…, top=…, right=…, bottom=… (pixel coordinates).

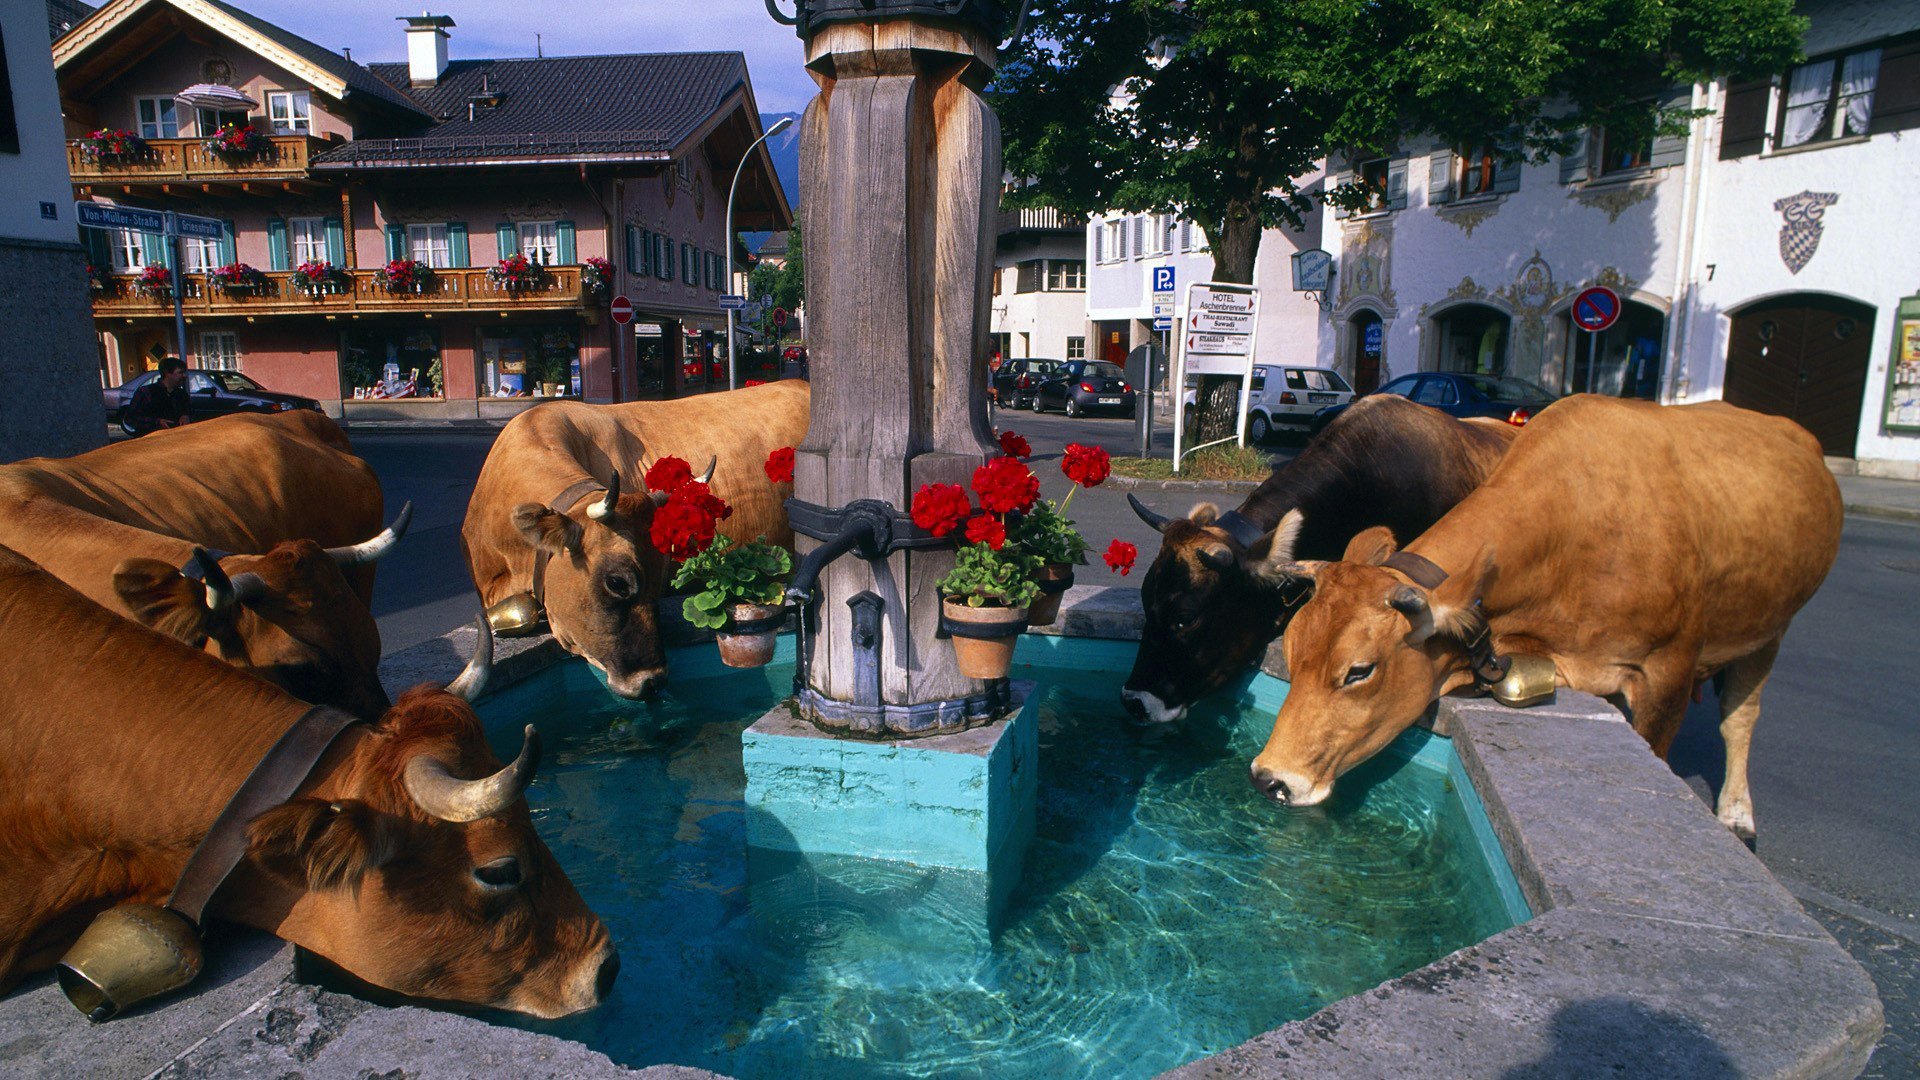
left=90, top=265, right=592, bottom=318
left=997, top=205, right=1085, bottom=234
left=68, top=135, right=329, bottom=183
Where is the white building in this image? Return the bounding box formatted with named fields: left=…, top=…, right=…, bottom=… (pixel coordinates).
left=991, top=206, right=1086, bottom=361
left=1315, top=0, right=1920, bottom=474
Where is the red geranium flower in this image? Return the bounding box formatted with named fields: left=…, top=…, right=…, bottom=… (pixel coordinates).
left=964, top=513, right=1007, bottom=551
left=649, top=499, right=719, bottom=561
left=644, top=455, right=693, bottom=493
left=998, top=430, right=1031, bottom=460
left=911, top=483, right=973, bottom=537
left=1062, top=443, right=1112, bottom=488
left=765, top=446, right=795, bottom=484
left=972, top=455, right=1040, bottom=514
left=1103, top=539, right=1138, bottom=576
left=670, top=479, right=733, bottom=521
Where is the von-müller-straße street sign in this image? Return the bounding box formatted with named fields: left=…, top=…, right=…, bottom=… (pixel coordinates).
left=75, top=202, right=227, bottom=362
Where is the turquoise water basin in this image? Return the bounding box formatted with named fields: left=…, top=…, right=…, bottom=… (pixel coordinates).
left=476, top=635, right=1528, bottom=1078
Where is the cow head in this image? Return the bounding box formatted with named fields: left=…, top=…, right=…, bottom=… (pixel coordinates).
left=108, top=505, right=410, bottom=718
left=1121, top=497, right=1308, bottom=725
left=241, top=640, right=618, bottom=1018
left=509, top=463, right=711, bottom=700
left=1249, top=527, right=1490, bottom=806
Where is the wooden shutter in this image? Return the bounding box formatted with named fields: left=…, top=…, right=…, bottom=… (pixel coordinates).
left=640, top=229, right=654, bottom=276
left=1558, top=130, right=1589, bottom=184
left=555, top=220, right=576, bottom=264
left=1870, top=36, right=1920, bottom=135
left=384, top=224, right=404, bottom=262
left=625, top=226, right=639, bottom=271
left=82, top=227, right=113, bottom=268
left=448, top=221, right=469, bottom=266
left=1330, top=170, right=1351, bottom=219
left=218, top=221, right=237, bottom=266
left=495, top=223, right=516, bottom=263
left=658, top=238, right=673, bottom=281
left=1093, top=226, right=1104, bottom=263
left=323, top=218, right=344, bottom=266
left=1385, top=158, right=1409, bottom=210
left=141, top=232, right=171, bottom=268
left=1650, top=86, right=1694, bottom=168
left=1016, top=260, right=1041, bottom=292
left=267, top=218, right=289, bottom=269
left=1427, top=150, right=1454, bottom=205
left=1491, top=151, right=1522, bottom=195
left=1720, top=78, right=1772, bottom=159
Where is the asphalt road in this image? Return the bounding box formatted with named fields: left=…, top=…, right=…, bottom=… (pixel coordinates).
left=352, top=414, right=1916, bottom=1073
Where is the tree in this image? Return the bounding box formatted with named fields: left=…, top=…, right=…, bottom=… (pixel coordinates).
left=748, top=221, right=806, bottom=345
left=996, top=0, right=1803, bottom=435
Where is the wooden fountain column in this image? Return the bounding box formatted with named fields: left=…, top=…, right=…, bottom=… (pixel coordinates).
left=791, top=17, right=1002, bottom=733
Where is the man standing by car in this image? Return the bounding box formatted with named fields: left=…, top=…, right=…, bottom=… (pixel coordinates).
left=125, top=358, right=190, bottom=435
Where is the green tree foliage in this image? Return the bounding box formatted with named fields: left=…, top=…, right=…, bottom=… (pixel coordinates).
left=747, top=222, right=806, bottom=342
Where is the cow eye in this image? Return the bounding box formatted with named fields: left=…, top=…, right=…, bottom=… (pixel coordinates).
left=602, top=571, right=638, bottom=601
left=1343, top=662, right=1376, bottom=687
left=473, top=856, right=523, bottom=891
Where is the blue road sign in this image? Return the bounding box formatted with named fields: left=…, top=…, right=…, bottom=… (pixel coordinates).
left=171, top=213, right=224, bottom=240
left=75, top=201, right=165, bottom=233
left=1152, top=265, right=1176, bottom=295
left=1152, top=316, right=1173, bottom=332
left=1572, top=285, right=1621, bottom=332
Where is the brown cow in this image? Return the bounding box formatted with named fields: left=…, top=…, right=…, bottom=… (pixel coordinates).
left=1251, top=396, right=1842, bottom=840
left=0, top=544, right=616, bottom=1017
left=463, top=381, right=809, bottom=698
left=0, top=411, right=402, bottom=717
left=1123, top=395, right=1518, bottom=724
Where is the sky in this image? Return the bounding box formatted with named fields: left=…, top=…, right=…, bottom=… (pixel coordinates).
left=231, top=0, right=819, bottom=113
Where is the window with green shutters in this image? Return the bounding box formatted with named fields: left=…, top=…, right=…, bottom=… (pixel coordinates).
left=495, top=223, right=516, bottom=264
left=218, top=221, right=237, bottom=267
left=323, top=218, right=344, bottom=266
left=448, top=221, right=469, bottom=266
left=658, top=237, right=674, bottom=281
left=555, top=220, right=576, bottom=264
left=385, top=224, right=405, bottom=262
left=267, top=218, right=289, bottom=270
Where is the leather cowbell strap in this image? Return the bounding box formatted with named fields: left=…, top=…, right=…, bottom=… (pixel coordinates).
left=166, top=705, right=365, bottom=927
left=1380, top=551, right=1509, bottom=687
left=529, top=477, right=610, bottom=610
left=1212, top=509, right=1268, bottom=553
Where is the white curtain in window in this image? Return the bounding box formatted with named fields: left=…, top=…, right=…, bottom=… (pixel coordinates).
left=1840, top=49, right=1881, bottom=137
left=1781, top=60, right=1834, bottom=147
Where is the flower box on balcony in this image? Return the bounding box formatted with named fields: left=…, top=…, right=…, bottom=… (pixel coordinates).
left=210, top=263, right=268, bottom=296
left=133, top=265, right=172, bottom=297
left=378, top=258, right=436, bottom=295
left=488, top=253, right=549, bottom=293
left=74, top=129, right=149, bottom=165
left=582, top=257, right=614, bottom=296
left=203, top=123, right=271, bottom=161
left=294, top=260, right=346, bottom=296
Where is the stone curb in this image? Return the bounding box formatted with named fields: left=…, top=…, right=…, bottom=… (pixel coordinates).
left=1105, top=473, right=1263, bottom=493
left=1845, top=502, right=1920, bottom=524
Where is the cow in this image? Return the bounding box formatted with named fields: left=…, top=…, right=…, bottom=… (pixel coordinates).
left=1122, top=394, right=1519, bottom=725
left=1250, top=396, right=1842, bottom=840
left=0, top=411, right=403, bottom=718
left=463, top=380, right=809, bottom=699
left=0, top=544, right=617, bottom=1017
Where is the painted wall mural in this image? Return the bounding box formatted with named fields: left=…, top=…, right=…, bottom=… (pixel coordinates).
left=1775, top=190, right=1839, bottom=275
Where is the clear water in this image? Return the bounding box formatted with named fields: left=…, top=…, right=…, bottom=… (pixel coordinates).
left=481, top=639, right=1521, bottom=1079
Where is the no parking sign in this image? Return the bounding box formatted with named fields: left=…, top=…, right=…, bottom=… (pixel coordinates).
left=1572, top=286, right=1621, bottom=333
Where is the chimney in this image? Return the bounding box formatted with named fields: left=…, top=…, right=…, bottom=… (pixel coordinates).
left=398, top=12, right=455, bottom=87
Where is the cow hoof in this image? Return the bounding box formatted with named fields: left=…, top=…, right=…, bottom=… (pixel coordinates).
left=1718, top=804, right=1757, bottom=845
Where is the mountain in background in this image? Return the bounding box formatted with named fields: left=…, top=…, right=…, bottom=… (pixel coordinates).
left=746, top=112, right=804, bottom=254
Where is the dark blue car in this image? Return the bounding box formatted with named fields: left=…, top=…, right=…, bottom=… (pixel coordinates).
left=1310, top=372, right=1558, bottom=436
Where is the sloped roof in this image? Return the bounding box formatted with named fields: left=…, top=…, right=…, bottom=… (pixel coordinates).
left=312, top=52, right=749, bottom=167
left=196, top=0, right=427, bottom=118
left=47, top=0, right=93, bottom=42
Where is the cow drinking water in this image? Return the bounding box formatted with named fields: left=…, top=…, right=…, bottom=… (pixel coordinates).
left=1251, top=396, right=1842, bottom=840
left=1122, top=395, right=1518, bottom=725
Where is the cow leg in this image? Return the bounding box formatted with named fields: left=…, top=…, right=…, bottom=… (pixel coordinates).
left=1714, top=637, right=1782, bottom=843
left=1622, top=655, right=1695, bottom=760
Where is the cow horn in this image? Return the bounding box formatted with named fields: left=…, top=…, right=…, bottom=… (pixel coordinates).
left=1388, top=586, right=1435, bottom=645
left=694, top=456, right=717, bottom=485
left=1128, top=494, right=1172, bottom=533
left=445, top=614, right=494, bottom=701
left=586, top=474, right=621, bottom=522
left=324, top=502, right=413, bottom=567
left=403, top=723, right=540, bottom=823
left=194, top=548, right=266, bottom=613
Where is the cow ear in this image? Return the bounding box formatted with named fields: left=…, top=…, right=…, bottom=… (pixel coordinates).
left=1187, top=502, right=1219, bottom=527
left=1343, top=526, right=1399, bottom=565
left=512, top=504, right=583, bottom=555
left=111, top=558, right=215, bottom=645
left=247, top=798, right=401, bottom=894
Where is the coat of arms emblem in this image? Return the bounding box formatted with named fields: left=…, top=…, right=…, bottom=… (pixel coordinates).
left=1774, top=191, right=1838, bottom=275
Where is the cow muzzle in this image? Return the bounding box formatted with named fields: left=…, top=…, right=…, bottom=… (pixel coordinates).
left=605, top=667, right=667, bottom=700
left=55, top=904, right=204, bottom=1022
left=1248, top=763, right=1329, bottom=808
left=1121, top=689, right=1187, bottom=726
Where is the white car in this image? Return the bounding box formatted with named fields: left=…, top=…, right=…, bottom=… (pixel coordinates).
left=1181, top=365, right=1355, bottom=442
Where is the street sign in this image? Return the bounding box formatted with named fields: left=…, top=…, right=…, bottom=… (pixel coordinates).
left=1572, top=285, right=1622, bottom=332
left=1151, top=265, right=1176, bottom=296
left=720, top=293, right=747, bottom=310
left=610, top=294, right=633, bottom=325
left=635, top=322, right=664, bottom=337
left=171, top=212, right=224, bottom=240
left=1180, top=283, right=1260, bottom=376
left=1184, top=331, right=1252, bottom=359
left=1189, top=310, right=1253, bottom=335
left=1292, top=248, right=1334, bottom=292
left=75, top=201, right=164, bottom=234
left=1152, top=316, right=1173, bottom=332
left=773, top=307, right=789, bottom=329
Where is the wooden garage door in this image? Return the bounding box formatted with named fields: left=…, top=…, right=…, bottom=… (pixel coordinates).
left=1724, top=296, right=1874, bottom=457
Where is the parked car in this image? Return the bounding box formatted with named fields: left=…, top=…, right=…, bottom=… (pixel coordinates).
left=1309, top=372, right=1559, bottom=436
left=104, top=369, right=321, bottom=436
left=991, top=358, right=1062, bottom=409
left=1177, top=365, right=1354, bottom=442
left=1031, top=360, right=1136, bottom=417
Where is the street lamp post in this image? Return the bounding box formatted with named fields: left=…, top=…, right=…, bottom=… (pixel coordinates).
left=726, top=115, right=795, bottom=391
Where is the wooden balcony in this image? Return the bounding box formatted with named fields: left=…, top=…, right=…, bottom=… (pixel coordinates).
left=997, top=205, right=1085, bottom=236
left=90, top=265, right=594, bottom=319
left=68, top=135, right=329, bottom=187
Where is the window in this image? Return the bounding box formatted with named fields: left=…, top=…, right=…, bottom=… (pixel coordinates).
left=1131, top=216, right=1145, bottom=259
left=112, top=229, right=144, bottom=271
left=1457, top=143, right=1499, bottom=197
left=1066, top=336, right=1086, bottom=360
left=675, top=157, right=691, bottom=184
left=0, top=27, right=18, bottom=155
left=518, top=221, right=557, bottom=264
left=1378, top=375, right=1421, bottom=398
left=409, top=224, right=451, bottom=268
left=1778, top=49, right=1881, bottom=149
left=1180, top=220, right=1193, bottom=251
left=1016, top=260, right=1043, bottom=293
left=1356, top=159, right=1391, bottom=212
left=181, top=236, right=220, bottom=272
left=195, top=107, right=247, bottom=136
left=683, top=245, right=698, bottom=286
left=266, top=91, right=311, bottom=135
left=198, top=331, right=239, bottom=372
left=135, top=96, right=178, bottom=139
left=1047, top=260, right=1086, bottom=291
left=1412, top=377, right=1458, bottom=406
left=1596, top=124, right=1653, bottom=176
left=1285, top=368, right=1353, bottom=393
left=289, top=217, right=326, bottom=265
left=1102, top=220, right=1126, bottom=262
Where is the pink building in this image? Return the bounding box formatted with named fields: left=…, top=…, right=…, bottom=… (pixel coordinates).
left=53, top=1, right=789, bottom=420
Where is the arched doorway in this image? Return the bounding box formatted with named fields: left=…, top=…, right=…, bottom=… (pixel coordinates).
left=1724, top=295, right=1874, bottom=457
left=1432, top=304, right=1511, bottom=375
left=1348, top=309, right=1384, bottom=392
left=1558, top=299, right=1666, bottom=399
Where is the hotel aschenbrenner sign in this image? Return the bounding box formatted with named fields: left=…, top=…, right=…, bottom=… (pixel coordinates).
left=1181, top=284, right=1259, bottom=376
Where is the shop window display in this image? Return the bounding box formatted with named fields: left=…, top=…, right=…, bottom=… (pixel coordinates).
left=482, top=324, right=580, bottom=397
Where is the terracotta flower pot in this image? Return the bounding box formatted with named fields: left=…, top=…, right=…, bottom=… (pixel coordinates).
left=942, top=598, right=1028, bottom=680
left=1027, top=562, right=1075, bottom=626
left=716, top=602, right=782, bottom=668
